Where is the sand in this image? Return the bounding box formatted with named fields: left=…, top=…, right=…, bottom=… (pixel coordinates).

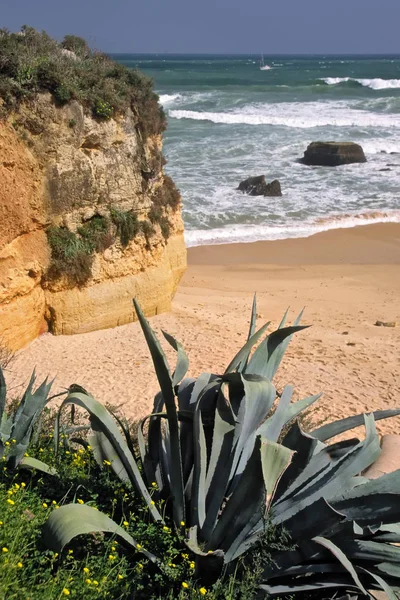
left=5, top=223, right=400, bottom=439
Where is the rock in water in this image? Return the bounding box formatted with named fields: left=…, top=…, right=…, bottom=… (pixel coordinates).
left=238, top=175, right=282, bottom=197
left=300, top=142, right=367, bottom=166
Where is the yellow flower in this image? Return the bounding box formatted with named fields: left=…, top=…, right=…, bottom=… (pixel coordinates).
left=123, top=521, right=129, bottom=527
left=85, top=578, right=92, bottom=584
left=163, top=526, right=170, bottom=533
left=17, top=562, right=23, bottom=568
left=111, top=546, right=116, bottom=552
left=7, top=499, right=14, bottom=505
left=83, top=567, right=90, bottom=574
left=62, top=589, right=70, bottom=596
left=20, top=482, right=26, bottom=488
left=190, top=561, right=195, bottom=569
left=180, top=521, right=185, bottom=527
left=0, top=521, right=3, bottom=526
left=2, top=547, right=8, bottom=553
left=137, top=563, right=143, bottom=570
left=77, top=499, right=84, bottom=505
left=55, top=505, right=60, bottom=509
left=24, top=452, right=29, bottom=457
left=65, top=451, right=70, bottom=455
left=14, top=483, right=20, bottom=489
left=68, top=549, right=73, bottom=555
left=150, top=500, right=155, bottom=505
left=54, top=553, right=59, bottom=558
left=199, top=588, right=207, bottom=595
left=108, top=554, right=116, bottom=561
left=39, top=448, right=43, bottom=453
left=103, top=460, right=111, bottom=466
left=181, top=553, right=189, bottom=559
left=117, top=574, right=124, bottom=580
left=11, top=439, right=16, bottom=443
left=42, top=503, right=48, bottom=508
left=87, top=445, right=91, bottom=450
left=182, top=582, right=189, bottom=589
left=151, top=482, right=157, bottom=488
left=5, top=441, right=10, bottom=446
left=136, top=543, right=142, bottom=550
left=93, top=580, right=99, bottom=586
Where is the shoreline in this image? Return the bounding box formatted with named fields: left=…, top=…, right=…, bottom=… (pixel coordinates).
left=187, top=222, right=400, bottom=265
left=6, top=221, right=400, bottom=441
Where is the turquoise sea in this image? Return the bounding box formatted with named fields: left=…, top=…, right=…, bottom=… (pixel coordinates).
left=115, top=54, right=400, bottom=246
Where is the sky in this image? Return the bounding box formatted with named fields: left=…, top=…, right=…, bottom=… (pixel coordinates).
left=1, top=0, right=400, bottom=54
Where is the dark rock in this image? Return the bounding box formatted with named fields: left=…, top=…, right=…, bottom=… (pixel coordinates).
left=379, top=168, right=391, bottom=172
left=375, top=320, right=397, bottom=328
left=238, top=175, right=282, bottom=197
left=300, top=142, right=367, bottom=167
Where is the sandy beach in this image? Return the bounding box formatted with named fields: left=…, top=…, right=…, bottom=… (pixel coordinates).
left=6, top=222, right=400, bottom=438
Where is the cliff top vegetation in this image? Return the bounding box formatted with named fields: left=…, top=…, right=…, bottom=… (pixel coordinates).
left=0, top=26, right=165, bottom=137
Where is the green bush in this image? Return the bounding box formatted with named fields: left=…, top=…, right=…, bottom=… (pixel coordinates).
left=0, top=27, right=165, bottom=137
left=110, top=209, right=140, bottom=247
left=152, top=175, right=181, bottom=210
left=46, top=226, right=94, bottom=287
left=77, top=216, right=113, bottom=253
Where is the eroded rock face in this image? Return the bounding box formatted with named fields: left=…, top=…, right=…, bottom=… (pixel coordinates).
left=0, top=96, right=186, bottom=350
left=300, top=142, right=367, bottom=166
left=238, top=175, right=282, bottom=197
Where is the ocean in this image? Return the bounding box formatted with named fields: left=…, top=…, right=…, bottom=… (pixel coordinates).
left=115, top=54, right=400, bottom=247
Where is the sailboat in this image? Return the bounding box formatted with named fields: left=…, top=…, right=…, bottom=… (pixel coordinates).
left=260, top=54, right=271, bottom=71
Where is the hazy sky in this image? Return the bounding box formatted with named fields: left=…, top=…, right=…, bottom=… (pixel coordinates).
left=2, top=0, right=400, bottom=54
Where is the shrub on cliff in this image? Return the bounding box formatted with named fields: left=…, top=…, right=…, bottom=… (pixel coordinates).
left=0, top=26, right=165, bottom=137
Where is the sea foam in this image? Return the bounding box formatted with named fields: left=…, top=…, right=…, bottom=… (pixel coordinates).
left=169, top=101, right=400, bottom=129
left=322, top=77, right=400, bottom=90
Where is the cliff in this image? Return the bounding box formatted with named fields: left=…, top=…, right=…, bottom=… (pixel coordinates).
left=0, top=31, right=186, bottom=350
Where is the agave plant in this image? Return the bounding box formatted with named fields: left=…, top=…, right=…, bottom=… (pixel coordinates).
left=0, top=366, right=58, bottom=475
left=43, top=298, right=400, bottom=597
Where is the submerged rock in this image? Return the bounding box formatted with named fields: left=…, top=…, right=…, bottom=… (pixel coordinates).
left=300, top=142, right=367, bottom=166
left=238, top=175, right=282, bottom=197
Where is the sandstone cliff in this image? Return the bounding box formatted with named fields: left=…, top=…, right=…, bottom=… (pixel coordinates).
left=0, top=96, right=186, bottom=350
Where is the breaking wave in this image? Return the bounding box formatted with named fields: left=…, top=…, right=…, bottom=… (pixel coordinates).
left=322, top=77, right=400, bottom=90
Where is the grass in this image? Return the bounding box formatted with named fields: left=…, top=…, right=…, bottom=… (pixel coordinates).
left=0, top=26, right=165, bottom=138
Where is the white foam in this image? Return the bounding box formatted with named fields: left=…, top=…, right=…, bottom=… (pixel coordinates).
left=158, top=93, right=182, bottom=106
left=169, top=100, right=400, bottom=129
left=322, top=77, right=400, bottom=90
left=184, top=211, right=400, bottom=247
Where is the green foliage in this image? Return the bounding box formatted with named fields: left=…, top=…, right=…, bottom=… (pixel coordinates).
left=159, top=216, right=171, bottom=240
left=77, top=216, right=113, bottom=253
left=0, top=27, right=165, bottom=136
left=110, top=208, right=140, bottom=247
left=42, top=297, right=400, bottom=598
left=46, top=226, right=94, bottom=287
left=152, top=175, right=181, bottom=210
left=0, top=366, right=55, bottom=473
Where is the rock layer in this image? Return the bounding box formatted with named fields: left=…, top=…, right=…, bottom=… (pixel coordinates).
left=300, top=142, right=367, bottom=166
left=0, top=97, right=186, bottom=350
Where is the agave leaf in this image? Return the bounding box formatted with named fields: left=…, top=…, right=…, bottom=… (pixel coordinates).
left=42, top=504, right=159, bottom=563
left=133, top=299, right=184, bottom=528
left=0, top=366, right=6, bottom=424
left=360, top=567, right=397, bottom=600
left=260, top=438, right=294, bottom=509
left=312, top=408, right=400, bottom=442
left=313, top=536, right=369, bottom=596
left=202, top=384, right=236, bottom=540
left=275, top=422, right=322, bottom=502
left=192, top=399, right=208, bottom=530
left=89, top=429, right=131, bottom=483
left=282, top=392, right=322, bottom=427
left=224, top=321, right=271, bottom=374
left=237, top=293, right=258, bottom=373
left=162, top=330, right=189, bottom=387
left=334, top=539, right=400, bottom=566
left=208, top=436, right=265, bottom=553
left=259, top=577, right=360, bottom=596
left=258, top=385, right=294, bottom=442
left=278, top=498, right=346, bottom=544
left=246, top=320, right=308, bottom=380
left=273, top=415, right=380, bottom=525
left=228, top=375, right=276, bottom=491
left=18, top=456, right=58, bottom=476
left=57, top=392, right=163, bottom=522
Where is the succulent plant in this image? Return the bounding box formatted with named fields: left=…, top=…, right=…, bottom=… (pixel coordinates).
left=43, top=298, right=400, bottom=597
left=0, top=367, right=58, bottom=475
